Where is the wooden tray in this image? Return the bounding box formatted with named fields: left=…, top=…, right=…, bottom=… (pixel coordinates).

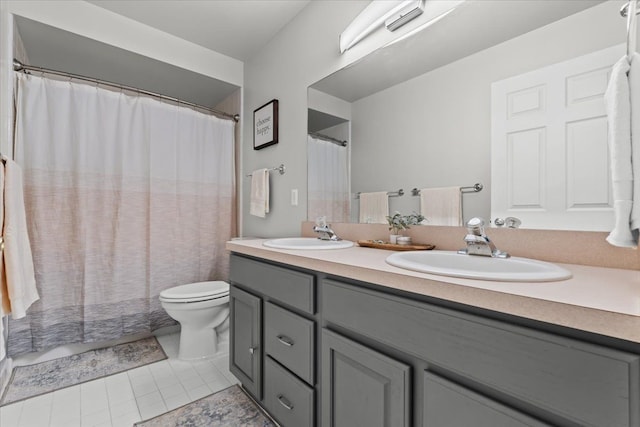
left=357, top=240, right=435, bottom=251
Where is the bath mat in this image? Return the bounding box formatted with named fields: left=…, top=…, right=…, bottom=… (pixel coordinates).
left=0, top=336, right=167, bottom=406
left=134, top=384, right=275, bottom=427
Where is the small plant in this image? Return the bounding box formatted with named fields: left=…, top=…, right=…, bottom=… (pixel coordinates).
left=386, top=212, right=425, bottom=235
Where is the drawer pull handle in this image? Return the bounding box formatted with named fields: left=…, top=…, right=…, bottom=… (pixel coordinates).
left=277, top=394, right=294, bottom=411
left=277, top=335, right=294, bottom=347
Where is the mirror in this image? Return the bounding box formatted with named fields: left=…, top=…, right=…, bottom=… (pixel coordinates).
left=307, top=109, right=350, bottom=223
left=307, top=0, right=628, bottom=230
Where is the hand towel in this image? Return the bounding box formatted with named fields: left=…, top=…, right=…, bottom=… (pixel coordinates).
left=420, top=186, right=462, bottom=226
left=604, top=56, right=636, bottom=247
left=249, top=168, right=270, bottom=218
left=358, top=191, right=389, bottom=224
left=3, top=157, right=39, bottom=319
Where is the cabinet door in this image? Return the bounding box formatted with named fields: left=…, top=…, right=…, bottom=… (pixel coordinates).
left=321, top=329, right=410, bottom=427
left=230, top=285, right=262, bottom=399
left=423, top=371, right=551, bottom=427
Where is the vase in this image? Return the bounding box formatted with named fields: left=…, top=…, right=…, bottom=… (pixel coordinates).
left=396, top=236, right=412, bottom=245
left=389, top=234, right=400, bottom=244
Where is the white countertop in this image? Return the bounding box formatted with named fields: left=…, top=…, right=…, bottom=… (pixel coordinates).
left=226, top=239, right=640, bottom=344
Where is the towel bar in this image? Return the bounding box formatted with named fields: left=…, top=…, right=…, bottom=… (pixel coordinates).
left=355, top=189, right=404, bottom=199
left=411, top=183, right=483, bottom=196
left=246, top=164, right=285, bottom=177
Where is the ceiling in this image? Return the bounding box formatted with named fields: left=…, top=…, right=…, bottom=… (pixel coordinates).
left=13, top=1, right=311, bottom=110
left=14, top=0, right=607, bottom=112
left=87, top=0, right=311, bottom=62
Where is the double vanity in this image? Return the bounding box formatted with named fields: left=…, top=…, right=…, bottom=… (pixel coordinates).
left=226, top=237, right=640, bottom=427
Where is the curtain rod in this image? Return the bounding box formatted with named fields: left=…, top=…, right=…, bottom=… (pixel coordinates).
left=13, top=59, right=240, bottom=122
left=309, top=132, right=347, bottom=147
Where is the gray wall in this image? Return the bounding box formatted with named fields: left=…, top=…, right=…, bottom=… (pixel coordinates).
left=241, top=1, right=368, bottom=238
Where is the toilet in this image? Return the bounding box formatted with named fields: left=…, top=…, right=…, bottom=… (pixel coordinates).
left=159, top=281, right=230, bottom=360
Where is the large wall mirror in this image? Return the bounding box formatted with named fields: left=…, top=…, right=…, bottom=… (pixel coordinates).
left=307, top=0, right=632, bottom=231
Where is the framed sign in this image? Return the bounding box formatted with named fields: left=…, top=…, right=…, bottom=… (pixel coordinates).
left=253, top=99, right=279, bottom=150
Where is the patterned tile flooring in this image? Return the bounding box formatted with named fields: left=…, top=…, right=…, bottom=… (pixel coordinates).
left=0, top=332, right=239, bottom=427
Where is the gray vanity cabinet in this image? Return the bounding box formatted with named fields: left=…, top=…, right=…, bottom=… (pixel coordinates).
left=229, top=253, right=640, bottom=427
left=229, top=254, right=316, bottom=426
left=422, top=371, right=551, bottom=427
left=321, top=329, right=411, bottom=427
left=229, top=285, right=262, bottom=399
left=322, top=278, right=640, bottom=427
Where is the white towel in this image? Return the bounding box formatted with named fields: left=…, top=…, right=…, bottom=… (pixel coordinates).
left=2, top=157, right=39, bottom=319
left=358, top=192, right=389, bottom=224
left=420, top=186, right=462, bottom=226
left=249, top=168, right=270, bottom=218
left=605, top=55, right=636, bottom=247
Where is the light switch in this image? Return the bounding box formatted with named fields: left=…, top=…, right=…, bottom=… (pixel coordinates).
left=291, top=189, right=298, bottom=206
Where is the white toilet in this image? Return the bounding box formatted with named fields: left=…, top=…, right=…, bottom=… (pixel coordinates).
left=159, top=281, right=230, bottom=360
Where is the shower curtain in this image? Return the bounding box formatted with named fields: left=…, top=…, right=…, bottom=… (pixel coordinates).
left=307, top=135, right=349, bottom=223
left=8, top=73, right=235, bottom=356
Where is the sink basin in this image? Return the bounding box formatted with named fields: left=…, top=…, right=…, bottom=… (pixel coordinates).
left=263, top=237, right=354, bottom=250
left=386, top=251, right=572, bottom=282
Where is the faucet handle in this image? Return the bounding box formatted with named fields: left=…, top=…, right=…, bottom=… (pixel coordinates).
left=494, top=217, right=521, bottom=228
left=466, top=217, right=486, bottom=235
left=315, top=216, right=327, bottom=227
left=504, top=217, right=522, bottom=229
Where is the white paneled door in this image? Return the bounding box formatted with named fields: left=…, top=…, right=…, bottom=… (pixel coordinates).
left=491, top=44, right=624, bottom=231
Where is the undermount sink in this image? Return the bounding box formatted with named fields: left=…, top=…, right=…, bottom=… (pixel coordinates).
left=263, top=237, right=354, bottom=250
left=386, top=250, right=572, bottom=282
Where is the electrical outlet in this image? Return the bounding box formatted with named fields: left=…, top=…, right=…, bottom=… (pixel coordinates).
left=291, top=189, right=298, bottom=206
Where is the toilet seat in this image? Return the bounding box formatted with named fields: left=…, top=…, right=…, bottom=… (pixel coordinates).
left=159, top=281, right=229, bottom=303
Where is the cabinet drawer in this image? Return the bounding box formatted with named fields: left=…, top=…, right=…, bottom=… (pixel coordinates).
left=423, top=371, right=551, bottom=427
left=230, top=255, right=314, bottom=314
left=323, top=279, right=640, bottom=427
left=265, top=302, right=314, bottom=384
left=264, top=356, right=314, bottom=427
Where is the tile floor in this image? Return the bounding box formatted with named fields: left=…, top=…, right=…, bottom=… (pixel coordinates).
left=0, top=332, right=239, bottom=427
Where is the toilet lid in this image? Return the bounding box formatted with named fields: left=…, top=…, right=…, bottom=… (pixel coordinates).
left=160, top=281, right=229, bottom=301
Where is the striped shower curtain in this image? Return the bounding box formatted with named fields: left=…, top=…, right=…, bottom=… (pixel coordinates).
left=307, top=135, right=350, bottom=223
left=8, top=73, right=235, bottom=356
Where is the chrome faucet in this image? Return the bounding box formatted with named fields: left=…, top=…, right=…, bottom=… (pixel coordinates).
left=312, top=224, right=342, bottom=241
left=458, top=217, right=509, bottom=258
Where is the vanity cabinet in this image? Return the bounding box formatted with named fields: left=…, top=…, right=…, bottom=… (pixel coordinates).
left=321, top=328, right=411, bottom=427
left=422, top=371, right=551, bottom=427
left=229, top=253, right=640, bottom=427
left=229, top=285, right=261, bottom=399
left=229, top=255, right=316, bottom=426
left=322, top=278, right=640, bottom=427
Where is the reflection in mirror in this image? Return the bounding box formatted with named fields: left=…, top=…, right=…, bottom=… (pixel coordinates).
left=307, top=109, right=350, bottom=223
left=307, top=0, right=631, bottom=231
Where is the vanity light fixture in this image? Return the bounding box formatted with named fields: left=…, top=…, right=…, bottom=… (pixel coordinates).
left=385, top=0, right=425, bottom=32
left=385, top=0, right=465, bottom=47
left=340, top=0, right=424, bottom=53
